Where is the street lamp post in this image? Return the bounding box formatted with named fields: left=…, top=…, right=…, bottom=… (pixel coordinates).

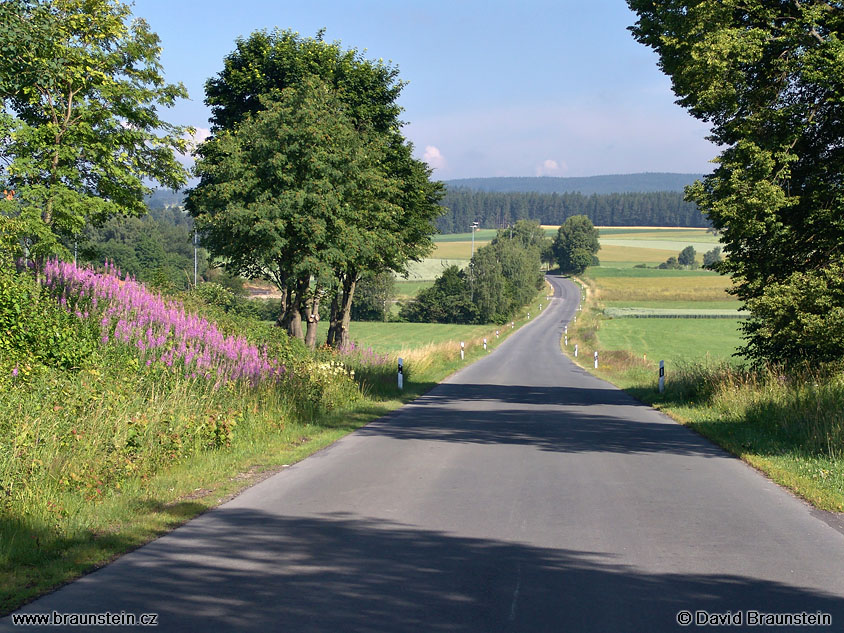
left=193, top=230, right=198, bottom=287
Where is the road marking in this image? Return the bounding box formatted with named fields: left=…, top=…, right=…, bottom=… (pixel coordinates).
left=508, top=563, right=522, bottom=621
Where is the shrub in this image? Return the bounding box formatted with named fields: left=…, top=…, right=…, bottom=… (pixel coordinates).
left=0, top=266, right=98, bottom=373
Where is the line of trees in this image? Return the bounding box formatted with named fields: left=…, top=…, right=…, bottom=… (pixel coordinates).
left=186, top=29, right=444, bottom=349
left=436, top=188, right=708, bottom=234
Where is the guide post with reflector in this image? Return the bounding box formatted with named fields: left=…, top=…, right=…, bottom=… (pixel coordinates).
left=398, top=358, right=404, bottom=391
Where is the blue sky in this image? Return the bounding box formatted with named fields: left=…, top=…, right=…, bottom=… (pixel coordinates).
left=138, top=0, right=718, bottom=180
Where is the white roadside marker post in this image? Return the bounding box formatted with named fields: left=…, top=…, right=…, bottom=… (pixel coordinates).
left=527, top=312, right=531, bottom=320
left=511, top=321, right=514, bottom=329
left=483, top=338, right=487, bottom=351
left=564, top=325, right=568, bottom=335
left=564, top=335, right=568, bottom=346
left=575, top=344, right=578, bottom=357
left=659, top=360, right=665, bottom=394
left=398, top=357, right=404, bottom=391
left=594, top=351, right=598, bottom=369
left=460, top=341, right=465, bottom=360
left=495, top=330, right=499, bottom=339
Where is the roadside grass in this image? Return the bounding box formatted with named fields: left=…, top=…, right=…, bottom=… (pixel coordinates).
left=319, top=321, right=509, bottom=354
left=561, top=264, right=844, bottom=514
left=1, top=274, right=549, bottom=615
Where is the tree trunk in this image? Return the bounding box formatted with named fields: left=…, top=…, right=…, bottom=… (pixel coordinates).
left=337, top=275, right=357, bottom=349
left=274, top=285, right=289, bottom=328
left=326, top=276, right=344, bottom=347
left=304, top=289, right=321, bottom=350
left=286, top=276, right=309, bottom=341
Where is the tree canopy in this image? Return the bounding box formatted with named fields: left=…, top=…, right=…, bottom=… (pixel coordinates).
left=552, top=215, right=600, bottom=275
left=0, top=0, right=191, bottom=266
left=187, top=29, right=443, bottom=348
left=628, top=0, right=844, bottom=367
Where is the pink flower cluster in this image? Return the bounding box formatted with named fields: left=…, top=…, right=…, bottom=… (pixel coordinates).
left=44, top=260, right=286, bottom=386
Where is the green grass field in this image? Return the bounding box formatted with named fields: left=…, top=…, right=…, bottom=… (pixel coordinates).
left=394, top=280, right=433, bottom=300
left=597, top=318, right=744, bottom=363
left=403, top=258, right=469, bottom=280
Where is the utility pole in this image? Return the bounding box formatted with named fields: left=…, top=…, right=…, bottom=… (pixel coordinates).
left=193, top=230, right=198, bottom=287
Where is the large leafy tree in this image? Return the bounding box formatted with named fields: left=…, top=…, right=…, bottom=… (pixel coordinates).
left=628, top=0, right=844, bottom=366
left=187, top=29, right=443, bottom=347
left=0, top=0, right=191, bottom=268
left=552, top=215, right=600, bottom=274
left=188, top=78, right=398, bottom=348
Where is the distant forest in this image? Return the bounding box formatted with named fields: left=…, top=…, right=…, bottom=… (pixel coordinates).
left=444, top=173, right=703, bottom=195
left=437, top=188, right=709, bottom=234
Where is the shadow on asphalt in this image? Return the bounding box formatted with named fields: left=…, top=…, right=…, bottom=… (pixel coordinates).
left=357, top=383, right=726, bottom=458
left=33, top=510, right=842, bottom=633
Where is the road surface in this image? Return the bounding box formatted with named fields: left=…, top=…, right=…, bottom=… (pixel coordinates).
left=5, top=275, right=844, bottom=632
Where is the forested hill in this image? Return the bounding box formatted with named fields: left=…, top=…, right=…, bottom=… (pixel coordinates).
left=444, top=173, right=703, bottom=195
left=437, top=189, right=709, bottom=233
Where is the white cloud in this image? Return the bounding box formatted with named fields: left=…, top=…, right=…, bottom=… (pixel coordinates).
left=535, top=159, right=568, bottom=176
left=422, top=145, right=447, bottom=170
left=184, top=127, right=211, bottom=156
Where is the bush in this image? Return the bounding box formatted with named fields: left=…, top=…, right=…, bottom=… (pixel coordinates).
left=0, top=267, right=98, bottom=374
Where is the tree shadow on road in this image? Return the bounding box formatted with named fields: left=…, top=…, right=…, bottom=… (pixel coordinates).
left=357, top=382, right=726, bottom=458
left=13, top=509, right=841, bottom=632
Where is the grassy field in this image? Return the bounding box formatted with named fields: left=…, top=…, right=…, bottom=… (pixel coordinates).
left=403, top=258, right=469, bottom=280
left=394, top=280, right=433, bottom=300
left=432, top=240, right=486, bottom=259
left=597, top=318, right=744, bottom=363
left=594, top=270, right=734, bottom=303
left=597, top=244, right=677, bottom=263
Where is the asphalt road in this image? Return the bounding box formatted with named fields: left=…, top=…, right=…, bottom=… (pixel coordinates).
left=5, top=275, right=844, bottom=632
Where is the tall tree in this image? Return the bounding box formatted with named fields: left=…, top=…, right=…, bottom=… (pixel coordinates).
left=552, top=215, right=600, bottom=274
left=187, top=79, right=398, bottom=347
left=628, top=0, right=844, bottom=366
left=0, top=0, right=191, bottom=267
left=188, top=29, right=442, bottom=348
